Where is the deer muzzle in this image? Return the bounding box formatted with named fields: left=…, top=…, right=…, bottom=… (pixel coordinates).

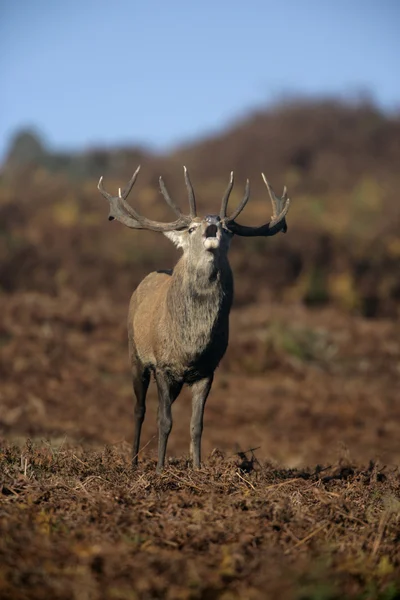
left=203, top=216, right=222, bottom=250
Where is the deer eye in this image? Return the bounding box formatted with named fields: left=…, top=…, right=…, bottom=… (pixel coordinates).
left=188, top=226, right=196, bottom=234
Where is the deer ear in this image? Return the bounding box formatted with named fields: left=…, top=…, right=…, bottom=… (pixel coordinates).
left=163, top=230, right=188, bottom=249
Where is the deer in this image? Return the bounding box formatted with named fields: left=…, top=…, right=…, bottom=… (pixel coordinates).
left=97, top=166, right=290, bottom=472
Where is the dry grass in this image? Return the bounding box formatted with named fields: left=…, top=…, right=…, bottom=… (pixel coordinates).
left=1, top=290, right=400, bottom=599
left=1, top=442, right=400, bottom=600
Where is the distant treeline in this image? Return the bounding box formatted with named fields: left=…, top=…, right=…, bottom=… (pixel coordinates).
left=3, top=98, right=400, bottom=192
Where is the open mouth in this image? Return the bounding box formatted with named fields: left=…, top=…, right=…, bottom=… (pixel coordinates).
left=205, top=224, right=218, bottom=238
left=203, top=224, right=220, bottom=250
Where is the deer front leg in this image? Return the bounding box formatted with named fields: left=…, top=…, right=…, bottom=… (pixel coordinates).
left=131, top=362, right=150, bottom=467
left=155, top=370, right=183, bottom=473
left=190, top=375, right=213, bottom=469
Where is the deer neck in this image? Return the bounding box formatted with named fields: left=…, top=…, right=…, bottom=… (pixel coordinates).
left=167, top=252, right=233, bottom=347
left=176, top=250, right=232, bottom=298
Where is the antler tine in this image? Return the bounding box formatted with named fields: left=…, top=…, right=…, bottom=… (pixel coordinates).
left=98, top=176, right=113, bottom=202
left=159, top=176, right=183, bottom=218
left=120, top=165, right=141, bottom=199
left=225, top=179, right=250, bottom=223
left=183, top=166, right=197, bottom=217
left=262, top=173, right=290, bottom=231
left=116, top=166, right=146, bottom=221
left=220, top=172, right=234, bottom=219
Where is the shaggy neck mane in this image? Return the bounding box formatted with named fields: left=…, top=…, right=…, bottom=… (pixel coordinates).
left=173, top=251, right=227, bottom=296
left=166, top=252, right=233, bottom=354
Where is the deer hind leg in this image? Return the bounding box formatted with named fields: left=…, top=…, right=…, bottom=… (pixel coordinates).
left=190, top=375, right=213, bottom=469
left=131, top=360, right=150, bottom=467
left=155, top=370, right=183, bottom=473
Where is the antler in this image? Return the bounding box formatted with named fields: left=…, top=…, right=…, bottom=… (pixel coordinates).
left=219, top=172, right=251, bottom=223
left=97, top=166, right=196, bottom=232
left=225, top=174, right=290, bottom=237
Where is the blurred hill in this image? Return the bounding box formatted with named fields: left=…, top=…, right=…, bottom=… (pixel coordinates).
left=4, top=99, right=400, bottom=188
left=1, top=98, right=400, bottom=317
left=172, top=98, right=400, bottom=193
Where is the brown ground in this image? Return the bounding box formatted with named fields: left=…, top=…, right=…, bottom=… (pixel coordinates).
left=1, top=292, right=400, bottom=600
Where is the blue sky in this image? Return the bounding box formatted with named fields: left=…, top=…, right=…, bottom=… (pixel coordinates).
left=1, top=0, right=399, bottom=162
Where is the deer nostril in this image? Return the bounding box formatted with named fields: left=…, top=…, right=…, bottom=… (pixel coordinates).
left=205, top=224, right=218, bottom=238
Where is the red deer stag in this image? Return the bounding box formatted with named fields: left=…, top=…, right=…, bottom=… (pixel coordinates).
left=98, top=166, right=290, bottom=472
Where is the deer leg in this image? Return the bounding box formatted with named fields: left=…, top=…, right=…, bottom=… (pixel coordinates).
left=155, top=370, right=182, bottom=473
left=131, top=362, right=150, bottom=466
left=190, top=375, right=213, bottom=469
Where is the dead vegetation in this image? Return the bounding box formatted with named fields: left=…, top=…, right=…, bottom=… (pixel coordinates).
left=1, top=99, right=400, bottom=598
left=1, top=442, right=400, bottom=600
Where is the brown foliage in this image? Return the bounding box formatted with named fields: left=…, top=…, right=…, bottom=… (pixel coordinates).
left=1, top=441, right=400, bottom=600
